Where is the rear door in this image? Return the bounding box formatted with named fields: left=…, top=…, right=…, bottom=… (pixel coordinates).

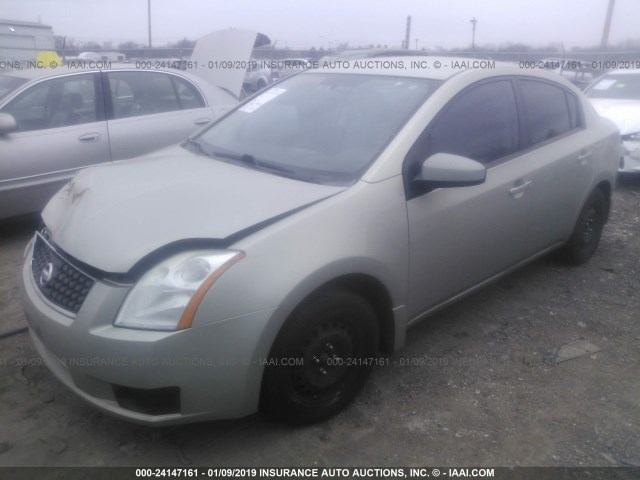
left=104, top=71, right=213, bottom=160
left=515, top=78, right=594, bottom=255
left=0, top=72, right=110, bottom=218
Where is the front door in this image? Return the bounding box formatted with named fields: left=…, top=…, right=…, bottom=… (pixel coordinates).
left=405, top=79, right=533, bottom=319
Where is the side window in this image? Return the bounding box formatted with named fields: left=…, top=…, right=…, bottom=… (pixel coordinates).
left=2, top=82, right=51, bottom=131
left=171, top=76, right=206, bottom=109
left=519, top=80, right=572, bottom=145
left=429, top=80, right=519, bottom=164
left=109, top=77, right=134, bottom=119
left=3, top=74, right=98, bottom=131
left=107, top=72, right=180, bottom=119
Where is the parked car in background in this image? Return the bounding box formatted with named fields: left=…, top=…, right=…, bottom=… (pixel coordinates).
left=323, top=48, right=430, bottom=61
left=541, top=58, right=595, bottom=90
left=21, top=58, right=618, bottom=426
left=243, top=60, right=272, bottom=93
left=585, top=69, right=640, bottom=173
left=0, top=29, right=258, bottom=220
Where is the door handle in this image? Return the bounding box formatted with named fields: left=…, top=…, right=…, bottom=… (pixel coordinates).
left=509, top=180, right=531, bottom=197
left=78, top=133, right=100, bottom=143
left=577, top=150, right=592, bottom=165
left=194, top=118, right=212, bottom=126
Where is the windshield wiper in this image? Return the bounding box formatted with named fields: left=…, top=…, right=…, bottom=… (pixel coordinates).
left=213, top=150, right=257, bottom=167
left=182, top=138, right=211, bottom=157
left=211, top=150, right=297, bottom=176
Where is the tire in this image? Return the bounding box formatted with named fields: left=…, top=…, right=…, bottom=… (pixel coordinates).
left=257, top=79, right=267, bottom=91
left=558, top=188, right=607, bottom=265
left=261, top=289, right=379, bottom=424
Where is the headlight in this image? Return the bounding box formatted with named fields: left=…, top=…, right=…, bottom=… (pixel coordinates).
left=114, top=250, right=244, bottom=331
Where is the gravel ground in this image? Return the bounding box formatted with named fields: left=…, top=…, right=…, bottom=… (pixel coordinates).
left=0, top=177, right=639, bottom=469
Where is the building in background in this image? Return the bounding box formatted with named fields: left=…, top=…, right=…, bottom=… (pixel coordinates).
left=0, top=19, right=55, bottom=63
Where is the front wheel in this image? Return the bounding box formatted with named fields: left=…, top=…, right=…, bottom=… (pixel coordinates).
left=261, top=290, right=379, bottom=424
left=558, top=188, right=607, bottom=265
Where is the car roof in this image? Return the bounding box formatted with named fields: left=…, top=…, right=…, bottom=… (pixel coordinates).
left=332, top=48, right=429, bottom=58
left=1, top=63, right=141, bottom=81
left=308, top=56, right=565, bottom=83
left=0, top=63, right=214, bottom=85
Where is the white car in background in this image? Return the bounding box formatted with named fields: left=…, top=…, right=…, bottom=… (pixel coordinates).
left=0, top=29, right=257, bottom=220
left=585, top=69, right=640, bottom=173
left=243, top=60, right=272, bottom=93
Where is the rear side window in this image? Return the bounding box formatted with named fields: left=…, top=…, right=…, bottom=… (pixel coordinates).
left=429, top=80, right=519, bottom=164
left=519, top=80, right=573, bottom=145
left=107, top=71, right=204, bottom=119
left=173, top=76, right=206, bottom=109
left=565, top=91, right=581, bottom=129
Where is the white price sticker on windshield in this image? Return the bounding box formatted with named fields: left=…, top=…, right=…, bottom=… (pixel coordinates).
left=592, top=79, right=617, bottom=90
left=240, top=88, right=287, bottom=113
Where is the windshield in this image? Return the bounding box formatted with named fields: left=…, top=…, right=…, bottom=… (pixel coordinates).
left=194, top=72, right=439, bottom=184
left=0, top=76, right=28, bottom=102
left=585, top=73, right=640, bottom=100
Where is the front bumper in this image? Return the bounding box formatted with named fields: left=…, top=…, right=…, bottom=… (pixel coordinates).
left=21, top=241, right=273, bottom=425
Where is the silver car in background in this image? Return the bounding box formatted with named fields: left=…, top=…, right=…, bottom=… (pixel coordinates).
left=21, top=58, right=619, bottom=425
left=585, top=69, right=640, bottom=173
left=0, top=29, right=258, bottom=220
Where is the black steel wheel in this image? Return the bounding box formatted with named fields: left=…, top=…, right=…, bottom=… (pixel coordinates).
left=261, top=289, right=379, bottom=424
left=558, top=188, right=607, bottom=265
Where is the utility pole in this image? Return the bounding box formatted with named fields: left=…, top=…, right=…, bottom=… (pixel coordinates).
left=600, top=0, right=616, bottom=49
left=405, top=16, right=411, bottom=50
left=470, top=17, right=477, bottom=51
left=148, top=0, right=152, bottom=48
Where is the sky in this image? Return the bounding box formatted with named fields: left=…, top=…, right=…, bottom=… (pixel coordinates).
left=2, top=0, right=640, bottom=50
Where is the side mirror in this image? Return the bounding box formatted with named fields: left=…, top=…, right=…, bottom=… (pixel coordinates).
left=415, top=153, right=486, bottom=188
left=0, top=112, right=18, bottom=135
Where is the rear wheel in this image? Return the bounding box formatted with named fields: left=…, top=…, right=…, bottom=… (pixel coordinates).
left=558, top=188, right=607, bottom=265
left=261, top=290, right=379, bottom=424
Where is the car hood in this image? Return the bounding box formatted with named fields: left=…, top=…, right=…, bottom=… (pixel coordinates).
left=42, top=146, right=345, bottom=273
left=188, top=29, right=258, bottom=98
left=589, top=98, right=640, bottom=135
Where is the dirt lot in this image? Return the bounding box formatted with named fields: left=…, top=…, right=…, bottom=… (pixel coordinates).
left=0, top=177, right=639, bottom=470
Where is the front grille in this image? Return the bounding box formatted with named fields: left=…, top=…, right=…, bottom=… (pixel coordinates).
left=31, top=232, right=95, bottom=314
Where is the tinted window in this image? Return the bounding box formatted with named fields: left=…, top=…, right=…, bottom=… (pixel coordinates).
left=519, top=80, right=571, bottom=145
left=107, top=72, right=183, bottom=119
left=429, top=80, right=519, bottom=164
left=565, top=91, right=581, bottom=129
left=2, top=74, right=98, bottom=131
